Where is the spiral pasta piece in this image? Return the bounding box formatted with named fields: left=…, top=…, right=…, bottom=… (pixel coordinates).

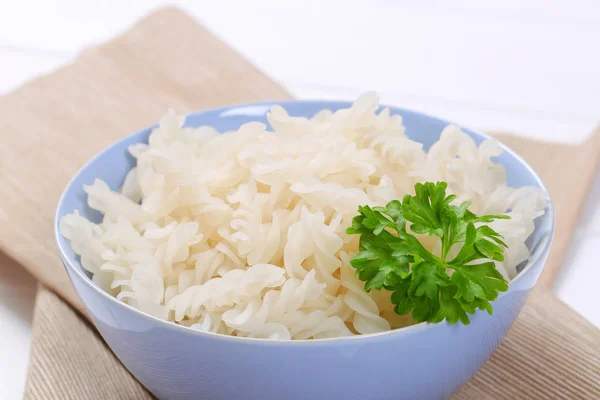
left=340, top=252, right=391, bottom=334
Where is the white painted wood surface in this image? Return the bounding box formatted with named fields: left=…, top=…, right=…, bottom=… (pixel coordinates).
left=1, top=1, right=598, bottom=398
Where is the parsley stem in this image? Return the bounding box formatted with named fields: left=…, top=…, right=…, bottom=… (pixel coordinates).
left=440, top=226, right=450, bottom=262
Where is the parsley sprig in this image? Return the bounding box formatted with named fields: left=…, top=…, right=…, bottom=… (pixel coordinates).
left=346, top=181, right=510, bottom=325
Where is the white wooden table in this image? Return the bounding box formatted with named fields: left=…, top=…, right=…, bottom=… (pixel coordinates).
left=1, top=1, right=599, bottom=398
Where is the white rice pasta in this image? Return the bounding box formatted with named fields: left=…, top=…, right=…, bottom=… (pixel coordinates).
left=340, top=252, right=391, bottom=334
left=283, top=206, right=342, bottom=294
left=60, top=92, right=546, bottom=339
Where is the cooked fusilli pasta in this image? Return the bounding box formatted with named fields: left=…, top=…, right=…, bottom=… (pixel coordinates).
left=60, top=93, right=546, bottom=339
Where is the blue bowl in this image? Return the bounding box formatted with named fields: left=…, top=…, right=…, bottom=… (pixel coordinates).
left=56, top=101, right=554, bottom=400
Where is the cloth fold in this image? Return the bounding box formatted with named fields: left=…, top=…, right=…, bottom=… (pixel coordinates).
left=0, top=7, right=597, bottom=399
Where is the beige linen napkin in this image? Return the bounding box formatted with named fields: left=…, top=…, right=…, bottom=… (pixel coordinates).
left=0, top=7, right=597, bottom=399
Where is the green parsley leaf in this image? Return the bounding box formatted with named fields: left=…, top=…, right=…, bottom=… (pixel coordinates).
left=346, top=181, right=510, bottom=325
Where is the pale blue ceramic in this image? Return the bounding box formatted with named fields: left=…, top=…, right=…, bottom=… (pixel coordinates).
left=55, top=101, right=554, bottom=400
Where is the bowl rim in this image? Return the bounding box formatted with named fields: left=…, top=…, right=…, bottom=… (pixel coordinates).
left=55, top=99, right=555, bottom=345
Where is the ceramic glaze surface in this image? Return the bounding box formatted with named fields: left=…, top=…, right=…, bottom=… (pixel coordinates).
left=56, top=101, right=554, bottom=400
